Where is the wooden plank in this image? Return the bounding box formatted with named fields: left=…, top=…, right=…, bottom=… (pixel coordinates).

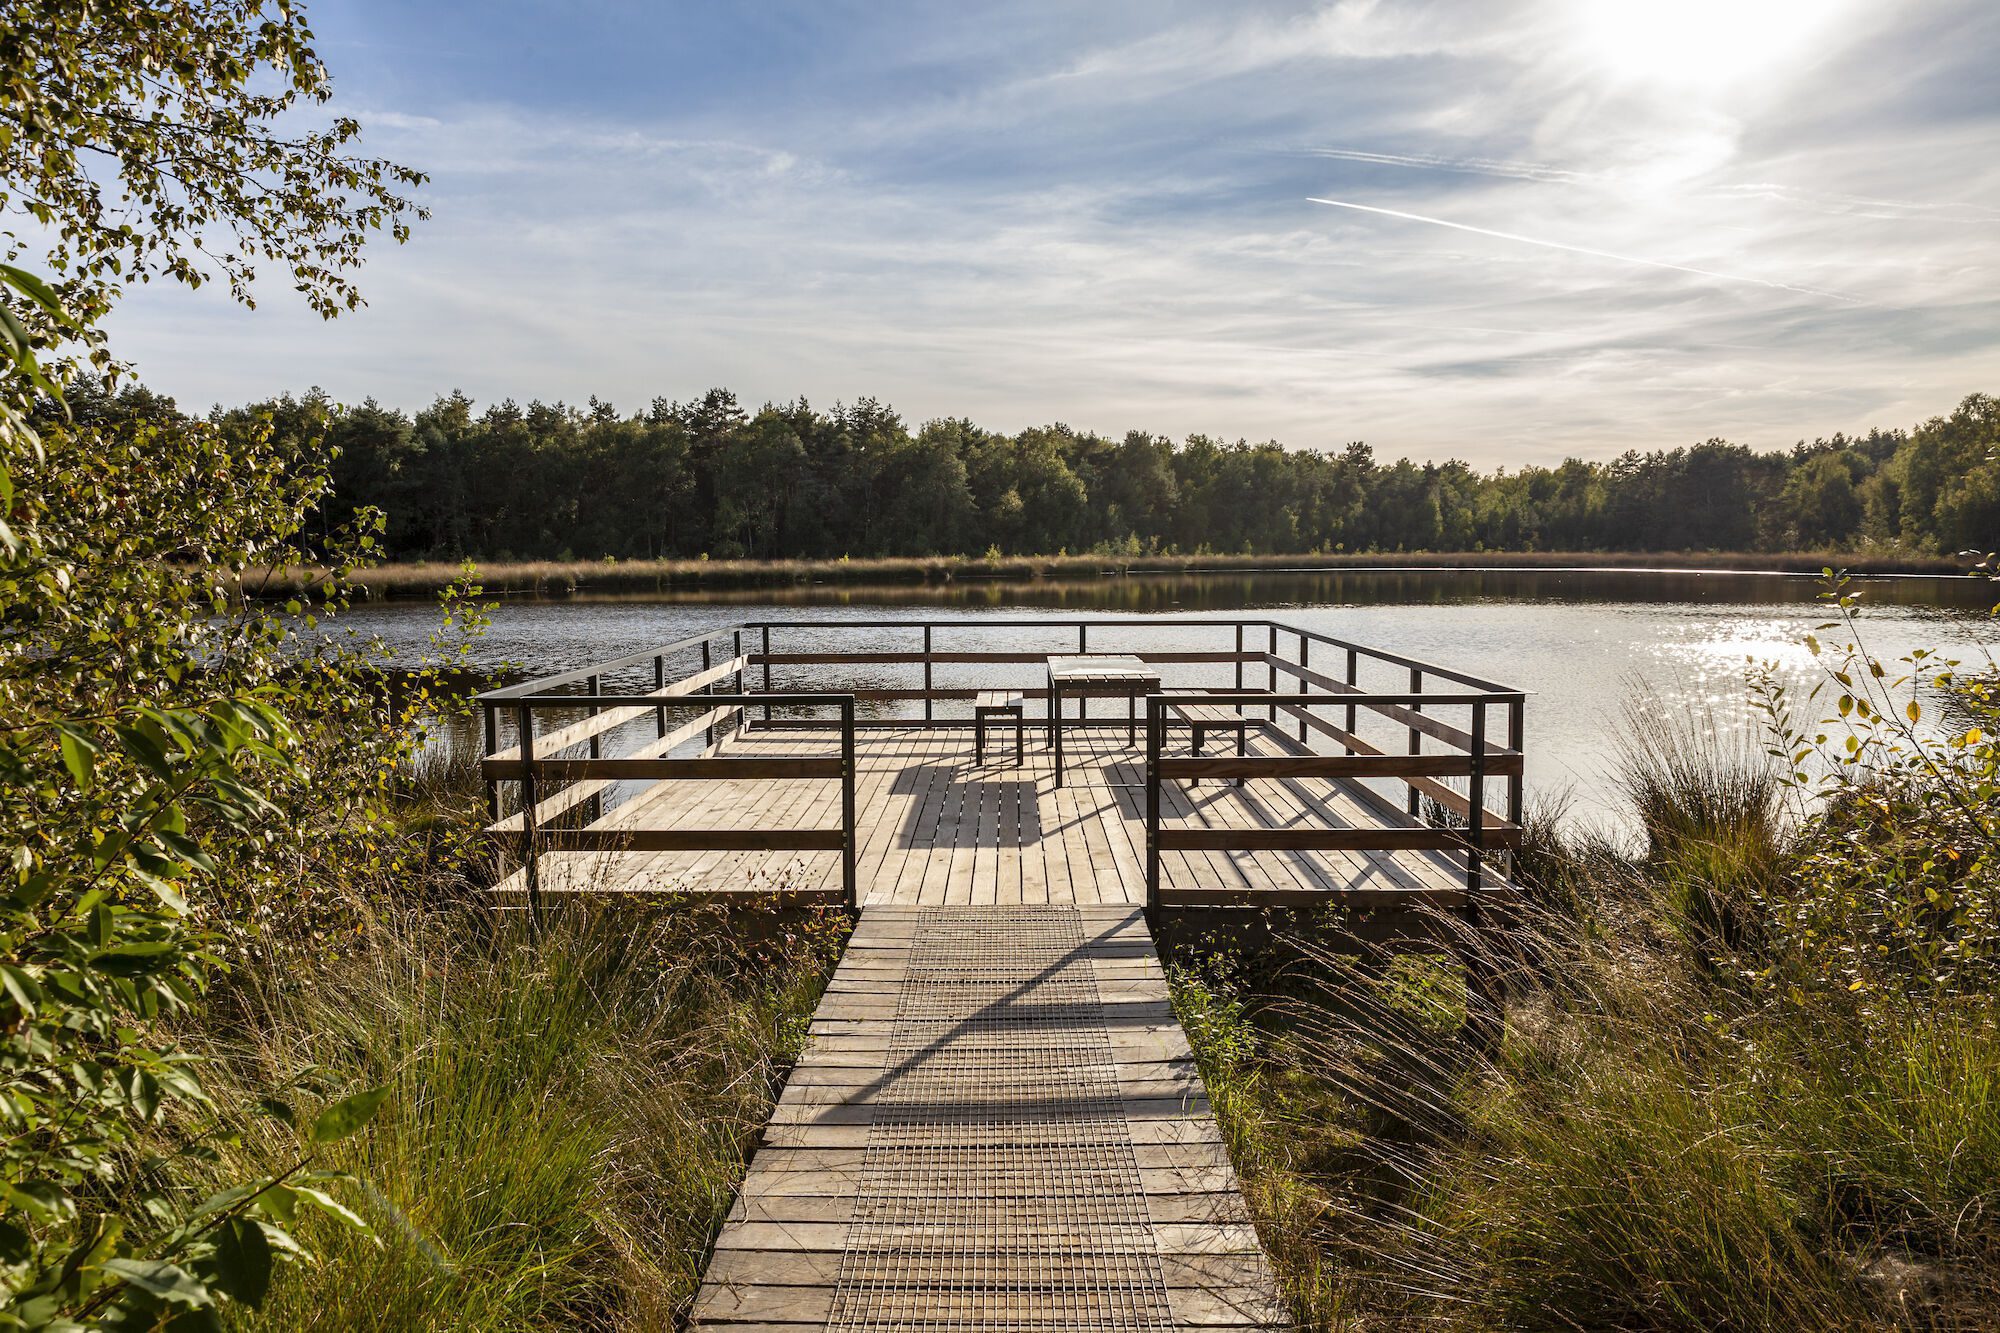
left=514, top=828, right=848, bottom=853
left=482, top=704, right=737, bottom=834
left=488, top=755, right=843, bottom=781
left=1158, top=754, right=1481, bottom=780
left=689, top=904, right=1280, bottom=1323
left=1265, top=655, right=1521, bottom=757
left=485, top=655, right=748, bottom=761
left=1159, top=826, right=1470, bottom=853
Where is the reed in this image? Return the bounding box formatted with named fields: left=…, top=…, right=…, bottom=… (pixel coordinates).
left=244, top=548, right=1970, bottom=601
left=1170, top=724, right=2000, bottom=1330
left=194, top=898, right=845, bottom=1330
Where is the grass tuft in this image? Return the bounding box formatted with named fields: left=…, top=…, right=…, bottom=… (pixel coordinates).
left=199, top=902, right=844, bottom=1330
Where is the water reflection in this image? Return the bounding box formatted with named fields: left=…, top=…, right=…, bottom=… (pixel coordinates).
left=425, top=567, right=1991, bottom=613
left=346, top=569, right=1995, bottom=839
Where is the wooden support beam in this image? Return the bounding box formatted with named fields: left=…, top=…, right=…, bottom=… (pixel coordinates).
left=485, top=827, right=848, bottom=853
left=484, top=755, right=843, bottom=781
left=1157, top=827, right=1474, bottom=853
left=1157, top=754, right=1483, bottom=781
left=485, top=704, right=740, bottom=832
left=484, top=656, right=748, bottom=761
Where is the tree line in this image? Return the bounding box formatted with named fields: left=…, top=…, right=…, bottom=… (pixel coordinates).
left=68, top=381, right=2000, bottom=561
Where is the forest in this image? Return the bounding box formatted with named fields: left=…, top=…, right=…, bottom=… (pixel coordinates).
left=95, top=383, right=1993, bottom=562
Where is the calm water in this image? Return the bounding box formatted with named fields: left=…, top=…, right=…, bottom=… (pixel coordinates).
left=339, top=569, right=1996, bottom=833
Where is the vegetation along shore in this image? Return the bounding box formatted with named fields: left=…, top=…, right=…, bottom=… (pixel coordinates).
left=305, top=548, right=1977, bottom=600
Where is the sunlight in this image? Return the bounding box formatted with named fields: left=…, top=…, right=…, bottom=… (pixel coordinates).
left=1569, top=0, right=1851, bottom=90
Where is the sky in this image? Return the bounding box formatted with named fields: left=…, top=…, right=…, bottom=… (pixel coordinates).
left=101, top=0, right=2000, bottom=467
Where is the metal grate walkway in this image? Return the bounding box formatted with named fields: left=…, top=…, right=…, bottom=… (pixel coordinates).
left=691, top=907, right=1284, bottom=1331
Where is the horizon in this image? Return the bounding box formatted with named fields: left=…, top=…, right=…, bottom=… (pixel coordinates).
left=99, top=0, right=2000, bottom=468
left=159, top=376, right=1960, bottom=469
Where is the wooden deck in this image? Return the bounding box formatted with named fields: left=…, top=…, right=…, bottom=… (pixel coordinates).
left=690, top=904, right=1283, bottom=1331
left=500, top=723, right=1498, bottom=908
left=479, top=617, right=1527, bottom=1329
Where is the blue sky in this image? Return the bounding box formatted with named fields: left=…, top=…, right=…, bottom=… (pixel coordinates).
left=105, top=0, right=2000, bottom=465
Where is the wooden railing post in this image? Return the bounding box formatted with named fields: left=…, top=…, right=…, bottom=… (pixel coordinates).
left=654, top=655, right=669, bottom=738
left=1344, top=647, right=1358, bottom=755
left=1233, top=623, right=1244, bottom=693
left=696, top=643, right=713, bottom=747
left=760, top=625, right=773, bottom=724
left=1467, top=701, right=1487, bottom=899
left=1297, top=635, right=1309, bottom=743
left=585, top=673, right=602, bottom=823
left=922, top=625, right=933, bottom=722
left=840, top=697, right=857, bottom=909
left=1463, top=697, right=1500, bottom=1057
left=1507, top=697, right=1525, bottom=835
left=733, top=630, right=746, bottom=731
left=1407, top=667, right=1423, bottom=817
left=482, top=702, right=500, bottom=822
left=514, top=699, right=543, bottom=927
left=1145, top=695, right=1162, bottom=909
left=1077, top=624, right=1087, bottom=724
left=1267, top=624, right=1278, bottom=724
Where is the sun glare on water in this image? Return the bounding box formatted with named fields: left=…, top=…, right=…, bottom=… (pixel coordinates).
left=1570, top=0, right=1852, bottom=89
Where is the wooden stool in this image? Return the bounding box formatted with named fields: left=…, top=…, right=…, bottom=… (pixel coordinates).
left=1162, top=694, right=1256, bottom=786
left=974, top=690, right=1025, bottom=764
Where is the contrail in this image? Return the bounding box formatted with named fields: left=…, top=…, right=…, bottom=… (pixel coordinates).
left=1309, top=148, right=1595, bottom=185
left=1307, top=196, right=1863, bottom=303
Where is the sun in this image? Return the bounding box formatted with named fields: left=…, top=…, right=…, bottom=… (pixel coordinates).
left=1569, top=0, right=1851, bottom=90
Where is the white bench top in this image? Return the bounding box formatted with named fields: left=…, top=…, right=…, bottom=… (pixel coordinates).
left=1046, top=654, right=1159, bottom=685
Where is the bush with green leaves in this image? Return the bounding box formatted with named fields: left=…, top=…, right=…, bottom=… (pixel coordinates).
left=0, top=262, right=424, bottom=1325
left=0, top=1, right=430, bottom=1316
left=1753, top=570, right=1999, bottom=997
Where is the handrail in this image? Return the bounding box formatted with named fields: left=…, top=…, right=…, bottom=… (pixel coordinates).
left=1142, top=692, right=1510, bottom=908
left=476, top=623, right=746, bottom=701
left=483, top=687, right=857, bottom=914
left=478, top=614, right=1526, bottom=916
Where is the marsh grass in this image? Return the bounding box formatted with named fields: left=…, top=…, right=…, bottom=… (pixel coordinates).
left=1170, top=740, right=2000, bottom=1330
left=255, top=549, right=1966, bottom=601
left=1613, top=693, right=1786, bottom=962
left=197, top=900, right=844, bottom=1330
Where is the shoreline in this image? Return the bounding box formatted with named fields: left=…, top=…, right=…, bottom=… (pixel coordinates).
left=270, top=549, right=1979, bottom=600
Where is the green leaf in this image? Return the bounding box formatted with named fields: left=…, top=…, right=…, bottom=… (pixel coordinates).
left=0, top=263, right=72, bottom=320
left=58, top=728, right=97, bottom=791
left=310, top=1085, right=390, bottom=1143
left=4, top=1179, right=74, bottom=1223
left=104, top=1257, right=214, bottom=1306
left=290, top=1186, right=372, bottom=1235
left=206, top=1217, right=273, bottom=1307
left=0, top=964, right=42, bottom=1015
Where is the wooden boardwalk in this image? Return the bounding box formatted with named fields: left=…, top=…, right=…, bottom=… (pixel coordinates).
left=690, top=904, right=1284, bottom=1331
left=478, top=617, right=1528, bottom=1329
left=501, top=723, right=1495, bottom=908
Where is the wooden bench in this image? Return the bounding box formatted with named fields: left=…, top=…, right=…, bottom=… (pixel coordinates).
left=1160, top=692, right=1258, bottom=786
left=974, top=689, right=1026, bottom=764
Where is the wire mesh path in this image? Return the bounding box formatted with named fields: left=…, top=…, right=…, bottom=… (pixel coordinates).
left=690, top=905, right=1285, bottom=1331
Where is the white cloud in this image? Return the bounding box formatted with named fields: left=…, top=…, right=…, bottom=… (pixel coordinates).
left=92, top=0, right=2000, bottom=465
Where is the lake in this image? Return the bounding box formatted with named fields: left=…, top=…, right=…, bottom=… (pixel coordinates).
left=339, top=568, right=1997, bottom=834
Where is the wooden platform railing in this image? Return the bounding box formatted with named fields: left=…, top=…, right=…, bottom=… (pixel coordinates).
left=474, top=615, right=1526, bottom=912
left=1143, top=689, right=1525, bottom=909
left=478, top=657, right=858, bottom=912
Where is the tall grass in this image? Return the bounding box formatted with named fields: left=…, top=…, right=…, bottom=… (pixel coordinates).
left=196, top=902, right=843, bottom=1330
left=1613, top=693, right=1786, bottom=961
left=1170, top=717, right=2000, bottom=1330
